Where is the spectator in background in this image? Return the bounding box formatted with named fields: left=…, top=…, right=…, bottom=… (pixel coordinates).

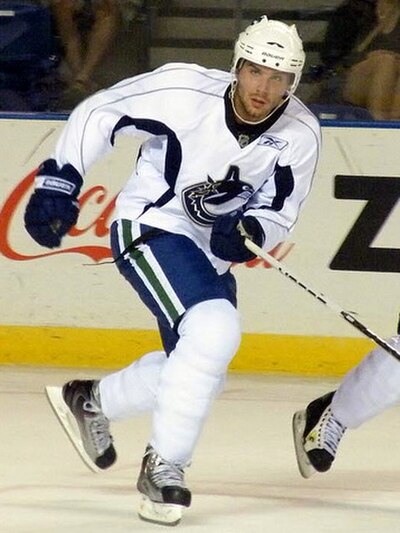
left=0, top=0, right=62, bottom=111
left=50, top=0, right=120, bottom=108
left=306, top=0, right=378, bottom=106
left=342, top=0, right=400, bottom=119
left=320, top=0, right=377, bottom=73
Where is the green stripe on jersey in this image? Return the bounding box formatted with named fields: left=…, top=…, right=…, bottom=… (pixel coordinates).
left=121, top=219, right=181, bottom=323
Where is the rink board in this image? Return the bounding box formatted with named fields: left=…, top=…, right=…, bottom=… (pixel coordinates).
left=0, top=116, right=399, bottom=375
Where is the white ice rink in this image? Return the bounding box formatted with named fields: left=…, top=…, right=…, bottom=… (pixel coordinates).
left=3, top=365, right=400, bottom=533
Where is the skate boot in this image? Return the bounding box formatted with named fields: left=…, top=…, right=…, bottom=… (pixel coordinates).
left=45, top=380, right=116, bottom=472
left=292, top=391, right=346, bottom=479
left=136, top=445, right=191, bottom=526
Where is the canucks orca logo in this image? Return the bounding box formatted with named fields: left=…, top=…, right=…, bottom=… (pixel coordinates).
left=182, top=165, right=254, bottom=226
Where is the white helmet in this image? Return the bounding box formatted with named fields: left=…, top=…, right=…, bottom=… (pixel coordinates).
left=232, top=16, right=305, bottom=94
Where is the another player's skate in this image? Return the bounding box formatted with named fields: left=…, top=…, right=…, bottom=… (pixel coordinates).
left=45, top=380, right=116, bottom=473
left=136, top=445, right=191, bottom=526
left=292, top=391, right=346, bottom=478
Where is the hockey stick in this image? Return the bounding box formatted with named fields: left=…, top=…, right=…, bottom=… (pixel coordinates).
left=244, top=237, right=400, bottom=362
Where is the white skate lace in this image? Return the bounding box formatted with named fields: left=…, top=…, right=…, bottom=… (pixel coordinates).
left=83, top=401, right=112, bottom=454
left=148, top=455, right=185, bottom=488
left=319, top=407, right=346, bottom=456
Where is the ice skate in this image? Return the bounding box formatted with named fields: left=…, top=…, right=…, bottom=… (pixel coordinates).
left=136, top=445, right=191, bottom=526
left=45, top=380, right=116, bottom=473
left=293, top=391, right=346, bottom=478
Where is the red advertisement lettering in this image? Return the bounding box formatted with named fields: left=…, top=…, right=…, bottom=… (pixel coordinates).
left=0, top=170, right=294, bottom=267
left=0, top=170, right=116, bottom=262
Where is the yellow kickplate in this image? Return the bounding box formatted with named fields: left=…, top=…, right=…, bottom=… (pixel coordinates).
left=0, top=325, right=373, bottom=376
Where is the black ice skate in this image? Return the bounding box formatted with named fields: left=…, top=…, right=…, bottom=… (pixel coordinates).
left=292, top=391, right=346, bottom=478
left=45, top=380, right=116, bottom=472
left=136, top=444, right=191, bottom=526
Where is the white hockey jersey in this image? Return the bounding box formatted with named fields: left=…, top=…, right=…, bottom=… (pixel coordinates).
left=52, top=62, right=321, bottom=273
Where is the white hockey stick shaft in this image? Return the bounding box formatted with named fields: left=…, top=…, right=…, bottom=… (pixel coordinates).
left=244, top=238, right=400, bottom=362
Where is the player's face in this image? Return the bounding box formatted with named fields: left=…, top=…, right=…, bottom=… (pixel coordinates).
left=234, top=61, right=293, bottom=122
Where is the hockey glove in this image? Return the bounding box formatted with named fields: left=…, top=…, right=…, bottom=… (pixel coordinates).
left=24, top=159, right=83, bottom=248
left=210, top=211, right=265, bottom=263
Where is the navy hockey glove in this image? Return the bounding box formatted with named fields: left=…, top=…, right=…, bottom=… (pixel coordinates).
left=210, top=211, right=265, bottom=263
left=24, top=159, right=83, bottom=248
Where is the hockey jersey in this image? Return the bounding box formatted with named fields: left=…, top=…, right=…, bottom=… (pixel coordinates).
left=51, top=62, right=321, bottom=273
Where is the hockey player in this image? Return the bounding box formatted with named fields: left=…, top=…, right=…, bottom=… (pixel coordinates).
left=293, top=334, right=400, bottom=479
left=24, top=16, right=321, bottom=525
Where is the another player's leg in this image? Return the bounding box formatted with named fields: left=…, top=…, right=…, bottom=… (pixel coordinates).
left=45, top=380, right=116, bottom=472
left=292, top=391, right=346, bottom=478
left=293, top=334, right=400, bottom=479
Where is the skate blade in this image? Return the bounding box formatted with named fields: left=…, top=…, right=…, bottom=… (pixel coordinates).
left=45, top=386, right=101, bottom=474
left=292, top=410, right=316, bottom=479
left=138, top=495, right=183, bottom=526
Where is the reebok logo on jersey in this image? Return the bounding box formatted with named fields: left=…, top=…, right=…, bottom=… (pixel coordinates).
left=258, top=134, right=288, bottom=150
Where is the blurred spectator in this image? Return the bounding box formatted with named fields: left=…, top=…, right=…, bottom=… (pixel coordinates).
left=50, top=0, right=120, bottom=108
left=342, top=0, right=400, bottom=119
left=306, top=0, right=378, bottom=106
left=0, top=0, right=60, bottom=111
left=320, top=0, right=377, bottom=72
left=119, top=0, right=146, bottom=23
